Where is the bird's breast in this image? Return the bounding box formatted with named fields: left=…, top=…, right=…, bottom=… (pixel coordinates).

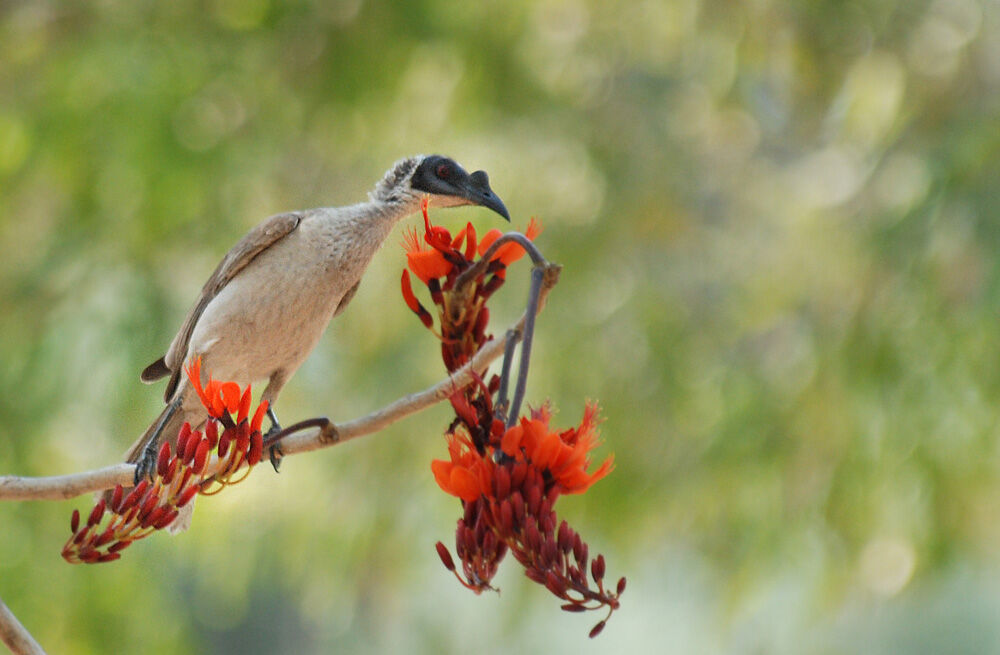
left=186, top=217, right=382, bottom=385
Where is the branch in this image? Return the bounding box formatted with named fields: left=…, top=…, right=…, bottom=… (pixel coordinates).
left=0, top=596, right=45, bottom=655
left=0, top=262, right=561, bottom=502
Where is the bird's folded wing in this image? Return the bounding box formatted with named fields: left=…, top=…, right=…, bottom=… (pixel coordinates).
left=145, top=211, right=305, bottom=401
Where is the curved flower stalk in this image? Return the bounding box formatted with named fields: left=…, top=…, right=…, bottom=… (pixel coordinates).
left=62, top=359, right=268, bottom=564
left=401, top=199, right=624, bottom=637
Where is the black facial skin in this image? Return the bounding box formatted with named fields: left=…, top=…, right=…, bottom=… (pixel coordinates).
left=412, top=155, right=511, bottom=221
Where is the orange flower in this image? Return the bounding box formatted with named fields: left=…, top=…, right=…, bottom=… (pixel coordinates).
left=478, top=217, right=542, bottom=267
left=403, top=225, right=453, bottom=284
left=500, top=402, right=613, bottom=494
left=185, top=357, right=242, bottom=419
left=431, top=432, right=494, bottom=502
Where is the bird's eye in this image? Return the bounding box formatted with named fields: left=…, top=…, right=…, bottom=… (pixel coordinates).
left=436, top=164, right=452, bottom=179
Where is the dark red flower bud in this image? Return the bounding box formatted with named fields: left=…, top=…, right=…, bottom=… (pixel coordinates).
left=176, top=423, right=192, bottom=458
left=93, top=527, right=115, bottom=547
left=543, top=537, right=559, bottom=567
left=176, top=467, right=193, bottom=494
left=588, top=620, right=606, bottom=639
left=544, top=571, right=564, bottom=597
left=511, top=461, right=528, bottom=491
left=142, top=506, right=166, bottom=529
left=193, top=438, right=210, bottom=474
left=525, top=521, right=541, bottom=553
left=463, top=499, right=477, bottom=525
left=524, top=568, right=546, bottom=585
left=540, top=512, right=554, bottom=537
left=482, top=530, right=498, bottom=559
left=218, top=428, right=232, bottom=458
left=558, top=521, right=572, bottom=553
left=482, top=274, right=504, bottom=298
left=591, top=554, right=606, bottom=582
left=70, top=509, right=80, bottom=533
left=247, top=431, right=263, bottom=466
left=573, top=534, right=585, bottom=564
left=162, top=458, right=178, bottom=485
left=155, top=509, right=179, bottom=530
left=122, top=480, right=149, bottom=511
left=97, top=552, right=121, bottom=563
left=616, top=577, right=626, bottom=595
left=176, top=484, right=199, bottom=508
left=109, top=540, right=132, bottom=553
left=205, top=420, right=219, bottom=449
left=183, top=430, right=200, bottom=464
left=561, top=603, right=586, bottom=613
left=121, top=480, right=149, bottom=512
left=80, top=549, right=101, bottom=563
left=157, top=441, right=171, bottom=477
left=511, top=492, right=525, bottom=523
left=87, top=499, right=106, bottom=527
left=139, top=490, right=158, bottom=519
left=495, top=465, right=511, bottom=500
left=527, top=483, right=542, bottom=517
left=235, top=421, right=250, bottom=454
left=500, top=500, right=514, bottom=534
left=110, top=485, right=124, bottom=513
left=436, top=542, right=456, bottom=571
left=73, top=526, right=90, bottom=545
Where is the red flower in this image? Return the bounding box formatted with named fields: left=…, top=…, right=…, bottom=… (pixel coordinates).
left=186, top=357, right=245, bottom=419
left=403, top=224, right=453, bottom=284
left=500, top=403, right=613, bottom=495
left=478, top=217, right=542, bottom=274
left=63, top=365, right=269, bottom=564
left=431, top=432, right=494, bottom=503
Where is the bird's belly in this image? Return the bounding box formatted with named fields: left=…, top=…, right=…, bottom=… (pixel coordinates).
left=186, top=256, right=345, bottom=386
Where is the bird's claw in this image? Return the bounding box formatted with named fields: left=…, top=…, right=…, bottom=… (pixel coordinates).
left=134, top=443, right=158, bottom=485
left=268, top=439, right=284, bottom=473
left=264, top=406, right=284, bottom=473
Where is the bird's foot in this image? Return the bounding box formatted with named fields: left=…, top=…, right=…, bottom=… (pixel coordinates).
left=265, top=407, right=283, bottom=473
left=133, top=398, right=181, bottom=484
left=134, top=440, right=159, bottom=484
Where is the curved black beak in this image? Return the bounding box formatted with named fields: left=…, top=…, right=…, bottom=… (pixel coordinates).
left=463, top=170, right=511, bottom=221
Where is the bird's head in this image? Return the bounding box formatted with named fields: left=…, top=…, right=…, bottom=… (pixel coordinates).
left=372, top=154, right=511, bottom=221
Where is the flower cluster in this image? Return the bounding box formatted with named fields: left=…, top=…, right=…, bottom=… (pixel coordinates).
left=402, top=197, right=540, bottom=373
left=62, top=359, right=268, bottom=564
left=402, top=200, right=624, bottom=636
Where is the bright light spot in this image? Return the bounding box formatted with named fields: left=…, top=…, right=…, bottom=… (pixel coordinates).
left=908, top=0, right=982, bottom=77
left=786, top=146, right=864, bottom=210
left=838, top=52, right=905, bottom=149
left=860, top=536, right=917, bottom=597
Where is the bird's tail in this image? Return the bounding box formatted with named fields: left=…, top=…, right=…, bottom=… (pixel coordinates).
left=105, top=402, right=196, bottom=532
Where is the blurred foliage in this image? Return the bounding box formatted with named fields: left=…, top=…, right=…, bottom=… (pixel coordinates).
left=2, top=0, right=1000, bottom=653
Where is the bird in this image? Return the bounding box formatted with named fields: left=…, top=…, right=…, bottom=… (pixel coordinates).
left=125, top=154, right=510, bottom=501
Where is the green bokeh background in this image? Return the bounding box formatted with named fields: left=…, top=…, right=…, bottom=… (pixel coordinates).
left=2, top=0, right=1000, bottom=652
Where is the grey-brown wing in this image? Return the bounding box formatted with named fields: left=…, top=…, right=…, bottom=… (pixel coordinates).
left=141, top=211, right=304, bottom=401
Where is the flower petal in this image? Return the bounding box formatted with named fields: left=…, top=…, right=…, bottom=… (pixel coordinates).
left=407, top=250, right=453, bottom=284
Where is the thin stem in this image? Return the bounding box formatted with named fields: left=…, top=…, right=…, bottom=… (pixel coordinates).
left=263, top=417, right=332, bottom=448
left=494, top=328, right=519, bottom=422
left=0, top=595, right=46, bottom=655
left=506, top=266, right=545, bottom=429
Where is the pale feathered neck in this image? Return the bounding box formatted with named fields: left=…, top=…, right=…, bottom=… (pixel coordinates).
left=369, top=155, right=423, bottom=205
